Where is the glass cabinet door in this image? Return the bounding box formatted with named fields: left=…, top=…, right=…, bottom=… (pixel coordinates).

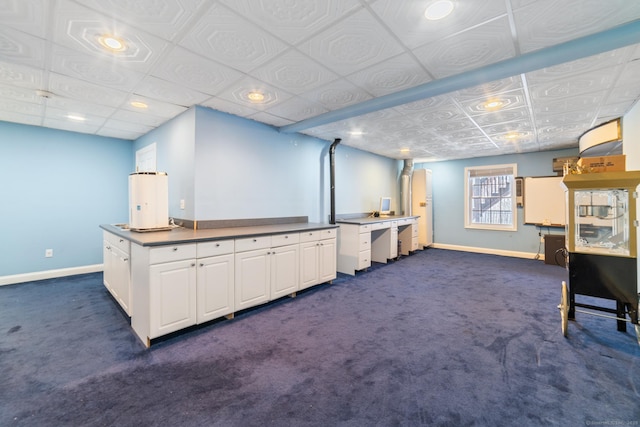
left=573, top=189, right=630, bottom=256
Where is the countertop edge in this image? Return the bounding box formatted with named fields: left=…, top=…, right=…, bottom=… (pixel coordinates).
left=335, top=215, right=419, bottom=225
left=100, top=223, right=339, bottom=247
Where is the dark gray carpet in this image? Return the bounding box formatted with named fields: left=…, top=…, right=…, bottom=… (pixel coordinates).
left=1, top=249, right=639, bottom=426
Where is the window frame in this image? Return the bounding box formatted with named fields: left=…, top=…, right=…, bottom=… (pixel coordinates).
left=464, top=163, right=518, bottom=232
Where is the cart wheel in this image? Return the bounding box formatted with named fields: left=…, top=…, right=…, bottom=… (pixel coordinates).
left=560, top=281, right=569, bottom=337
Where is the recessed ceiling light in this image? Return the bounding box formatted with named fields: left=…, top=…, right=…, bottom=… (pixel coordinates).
left=130, top=101, right=148, bottom=109
left=504, top=132, right=520, bottom=140
left=247, top=91, right=265, bottom=103
left=425, top=0, right=455, bottom=20
left=98, top=35, right=127, bottom=52
left=349, top=130, right=365, bottom=136
left=400, top=148, right=411, bottom=153
left=67, top=114, right=86, bottom=122
left=484, top=99, right=504, bottom=111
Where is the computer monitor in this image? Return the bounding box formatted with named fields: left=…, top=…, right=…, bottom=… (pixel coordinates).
left=379, top=197, right=391, bottom=216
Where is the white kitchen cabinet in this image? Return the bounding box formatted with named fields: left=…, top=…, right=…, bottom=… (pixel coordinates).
left=131, top=243, right=197, bottom=346
left=196, top=240, right=235, bottom=323
left=103, top=231, right=131, bottom=315
left=149, top=258, right=197, bottom=338
left=337, top=223, right=371, bottom=275
left=234, top=233, right=299, bottom=311
left=300, top=229, right=337, bottom=290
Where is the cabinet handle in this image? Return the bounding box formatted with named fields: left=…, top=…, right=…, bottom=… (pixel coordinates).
left=285, top=235, right=288, bottom=239
left=215, top=243, right=220, bottom=247
left=172, top=247, right=178, bottom=251
left=119, top=239, right=124, bottom=243
left=199, top=263, right=204, bottom=267
left=123, top=258, right=128, bottom=262
left=253, top=239, right=257, bottom=242
left=106, top=245, right=111, bottom=250
left=191, top=263, right=196, bottom=267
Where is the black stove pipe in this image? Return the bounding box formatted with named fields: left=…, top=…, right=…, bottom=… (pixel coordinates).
left=329, top=138, right=341, bottom=224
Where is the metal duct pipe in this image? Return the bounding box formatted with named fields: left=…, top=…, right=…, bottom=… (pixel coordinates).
left=401, top=159, right=413, bottom=215
left=329, top=138, right=341, bottom=224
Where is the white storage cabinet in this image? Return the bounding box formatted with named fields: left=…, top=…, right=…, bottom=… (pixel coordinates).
left=300, top=228, right=337, bottom=290
left=103, top=231, right=132, bottom=316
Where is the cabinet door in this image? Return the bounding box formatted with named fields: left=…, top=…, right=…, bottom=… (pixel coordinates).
left=235, top=249, right=270, bottom=311
left=149, top=259, right=196, bottom=338
left=103, top=241, right=115, bottom=291
left=271, top=244, right=299, bottom=299
left=318, top=238, right=337, bottom=283
left=300, top=240, right=319, bottom=290
left=112, top=246, right=131, bottom=316
left=197, top=254, right=234, bottom=323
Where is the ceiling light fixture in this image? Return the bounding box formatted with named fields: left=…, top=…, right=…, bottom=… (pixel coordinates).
left=424, top=0, right=455, bottom=20
left=247, top=91, right=265, bottom=103
left=349, top=130, right=365, bottom=136
left=67, top=114, right=86, bottom=122
left=98, top=35, right=127, bottom=52
left=483, top=99, right=504, bottom=111
left=130, top=101, right=148, bottom=109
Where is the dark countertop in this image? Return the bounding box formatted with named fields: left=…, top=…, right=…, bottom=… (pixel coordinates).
left=100, top=222, right=339, bottom=247
left=335, top=215, right=419, bottom=225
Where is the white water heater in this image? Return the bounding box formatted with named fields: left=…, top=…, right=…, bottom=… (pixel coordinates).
left=129, top=172, right=169, bottom=231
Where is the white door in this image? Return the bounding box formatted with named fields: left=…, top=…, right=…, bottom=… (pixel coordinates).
left=271, top=244, right=299, bottom=299
left=235, top=249, right=270, bottom=311
left=300, top=240, right=319, bottom=290
left=318, top=238, right=337, bottom=284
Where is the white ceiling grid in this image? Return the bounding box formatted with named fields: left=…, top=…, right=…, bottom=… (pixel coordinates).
left=0, top=0, right=639, bottom=160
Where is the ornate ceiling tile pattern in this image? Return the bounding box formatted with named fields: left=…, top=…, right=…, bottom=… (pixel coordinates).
left=0, top=0, right=639, bottom=160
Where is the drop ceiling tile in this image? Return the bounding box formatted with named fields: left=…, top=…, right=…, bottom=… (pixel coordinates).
left=0, top=97, right=42, bottom=116
left=48, top=73, right=130, bottom=108
left=0, top=110, right=42, bottom=126
left=472, top=107, right=532, bottom=126
left=0, top=81, right=41, bottom=103
left=178, top=3, right=289, bottom=73
left=453, top=77, right=523, bottom=101
left=45, top=97, right=116, bottom=118
left=370, top=0, right=508, bottom=50
left=150, top=46, right=244, bottom=96
left=0, top=0, right=50, bottom=39
left=110, top=109, right=169, bottom=128
left=96, top=127, right=143, bottom=140
left=76, top=0, right=210, bottom=42
left=345, top=53, right=432, bottom=97
left=263, top=96, right=329, bottom=122
left=297, top=8, right=404, bottom=77
left=0, top=26, right=46, bottom=68
left=52, top=0, right=171, bottom=74
left=458, top=89, right=528, bottom=116
left=101, top=118, right=155, bottom=134
left=0, top=61, right=43, bottom=89
left=248, top=111, right=294, bottom=128
left=252, top=49, right=339, bottom=95
left=50, top=45, right=146, bottom=91
left=299, top=78, right=372, bottom=110
left=413, top=16, right=516, bottom=78
left=134, top=75, right=212, bottom=106
left=44, top=106, right=108, bottom=127
left=514, top=0, right=640, bottom=54
left=43, top=117, right=102, bottom=134
left=200, top=98, right=261, bottom=118
left=217, top=0, right=361, bottom=45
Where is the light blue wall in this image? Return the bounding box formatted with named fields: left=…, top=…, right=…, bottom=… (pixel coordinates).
left=415, top=148, right=579, bottom=255
left=0, top=121, right=132, bottom=276
left=135, top=106, right=400, bottom=223
left=134, top=108, right=196, bottom=219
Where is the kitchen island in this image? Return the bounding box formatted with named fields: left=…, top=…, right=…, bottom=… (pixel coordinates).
left=101, top=219, right=338, bottom=347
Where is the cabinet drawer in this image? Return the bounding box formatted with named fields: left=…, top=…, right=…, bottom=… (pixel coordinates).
left=359, top=233, right=370, bottom=251
left=370, top=221, right=389, bottom=231
left=235, top=235, right=271, bottom=252
left=299, top=230, right=320, bottom=243
left=104, top=231, right=130, bottom=254
left=391, top=221, right=398, bottom=228
left=197, top=239, right=234, bottom=258
left=149, top=244, right=196, bottom=264
left=320, top=228, right=337, bottom=239
left=272, top=232, right=299, bottom=247
left=412, top=227, right=419, bottom=237
left=358, top=250, right=371, bottom=270
left=359, top=224, right=371, bottom=233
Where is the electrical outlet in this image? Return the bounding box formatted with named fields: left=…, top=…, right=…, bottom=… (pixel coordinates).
left=180, top=199, right=185, bottom=210
left=45, top=249, right=53, bottom=258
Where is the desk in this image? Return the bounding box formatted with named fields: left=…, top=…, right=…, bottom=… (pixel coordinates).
left=336, top=216, right=419, bottom=275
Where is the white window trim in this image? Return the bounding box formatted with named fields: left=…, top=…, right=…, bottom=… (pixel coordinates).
left=464, top=163, right=518, bottom=232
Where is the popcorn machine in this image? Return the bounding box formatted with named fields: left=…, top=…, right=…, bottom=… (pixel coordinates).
left=560, top=171, right=640, bottom=343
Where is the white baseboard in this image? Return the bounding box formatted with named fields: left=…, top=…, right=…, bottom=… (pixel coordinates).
left=0, top=264, right=103, bottom=286
left=432, top=243, right=543, bottom=260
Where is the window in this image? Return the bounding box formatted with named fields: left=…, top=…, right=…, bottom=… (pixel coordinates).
left=464, top=164, right=517, bottom=231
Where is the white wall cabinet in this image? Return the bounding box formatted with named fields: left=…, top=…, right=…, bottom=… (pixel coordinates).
left=103, top=231, right=131, bottom=315
left=300, top=229, right=337, bottom=290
